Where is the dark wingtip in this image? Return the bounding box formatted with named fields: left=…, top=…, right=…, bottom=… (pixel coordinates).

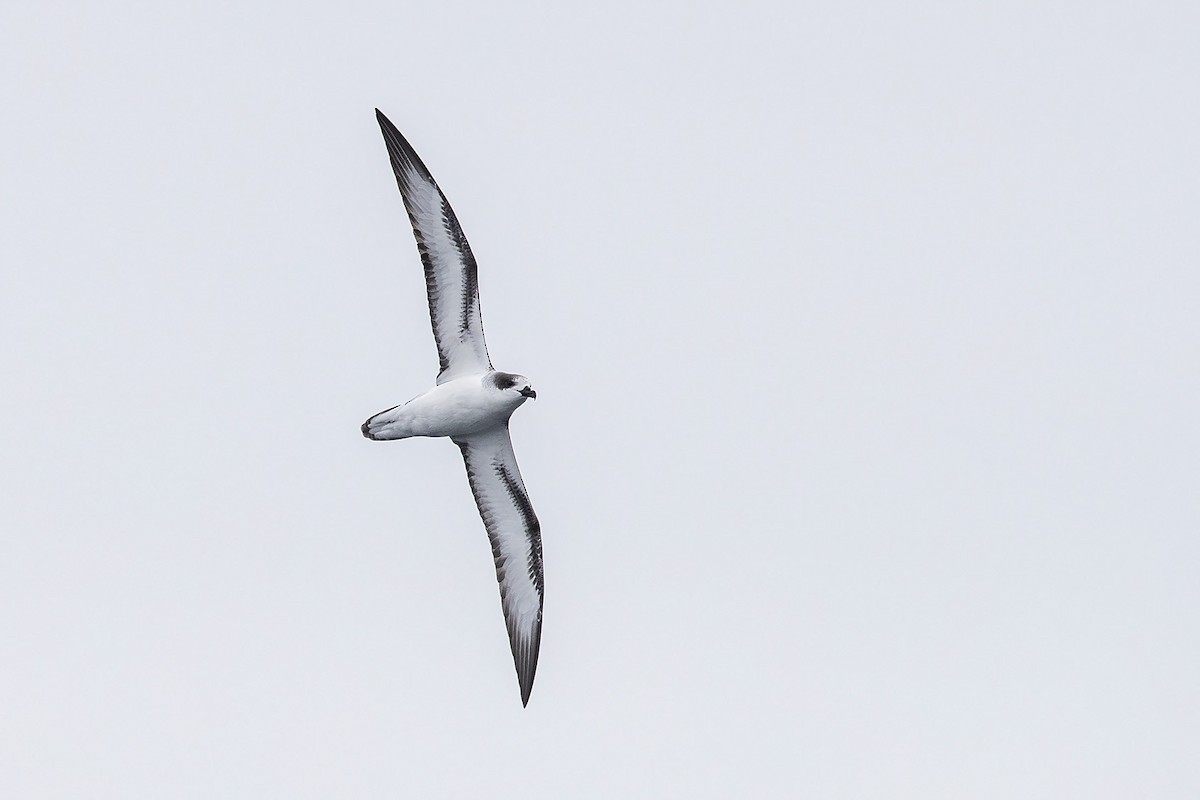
left=513, top=630, right=541, bottom=708
left=519, top=671, right=534, bottom=707
left=373, top=108, right=434, bottom=184
left=361, top=419, right=376, bottom=440
left=375, top=107, right=399, bottom=137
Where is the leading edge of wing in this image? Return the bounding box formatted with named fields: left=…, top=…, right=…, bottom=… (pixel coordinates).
left=453, top=425, right=544, bottom=706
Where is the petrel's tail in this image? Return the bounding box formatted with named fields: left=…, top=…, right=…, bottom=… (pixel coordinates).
left=362, top=405, right=412, bottom=441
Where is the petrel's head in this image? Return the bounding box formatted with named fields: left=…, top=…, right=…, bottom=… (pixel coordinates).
left=489, top=371, right=536, bottom=401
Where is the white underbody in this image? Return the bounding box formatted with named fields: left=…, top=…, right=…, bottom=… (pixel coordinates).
left=364, top=373, right=527, bottom=440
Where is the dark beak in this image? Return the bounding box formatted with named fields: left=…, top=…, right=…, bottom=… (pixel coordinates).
left=519, top=387, right=537, bottom=399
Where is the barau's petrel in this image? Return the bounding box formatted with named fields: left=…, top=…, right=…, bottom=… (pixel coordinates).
left=362, top=109, right=544, bottom=706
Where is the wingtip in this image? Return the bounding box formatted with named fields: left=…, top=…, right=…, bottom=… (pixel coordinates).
left=375, top=107, right=396, bottom=129
left=513, top=635, right=540, bottom=707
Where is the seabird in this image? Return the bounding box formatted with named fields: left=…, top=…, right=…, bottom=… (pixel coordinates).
left=361, top=110, right=544, bottom=706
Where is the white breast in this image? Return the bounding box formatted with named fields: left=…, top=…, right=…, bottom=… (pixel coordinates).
left=401, top=375, right=520, bottom=438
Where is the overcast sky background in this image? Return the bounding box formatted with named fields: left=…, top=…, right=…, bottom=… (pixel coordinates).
left=2, top=1, right=1198, bottom=797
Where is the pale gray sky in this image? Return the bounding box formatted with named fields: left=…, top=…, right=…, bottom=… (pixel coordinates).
left=1, top=1, right=1197, bottom=797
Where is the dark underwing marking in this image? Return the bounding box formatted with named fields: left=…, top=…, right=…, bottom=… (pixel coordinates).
left=453, top=437, right=544, bottom=601
left=442, top=202, right=480, bottom=336
left=493, top=458, right=544, bottom=597
left=408, top=208, right=452, bottom=375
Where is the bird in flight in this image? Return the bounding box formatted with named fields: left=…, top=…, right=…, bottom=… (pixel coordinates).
left=362, top=109, right=544, bottom=706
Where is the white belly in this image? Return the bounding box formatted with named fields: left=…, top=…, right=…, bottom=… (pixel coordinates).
left=363, top=374, right=522, bottom=440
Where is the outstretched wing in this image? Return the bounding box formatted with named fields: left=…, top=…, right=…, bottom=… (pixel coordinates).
left=376, top=109, right=492, bottom=384
left=453, top=426, right=544, bottom=706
